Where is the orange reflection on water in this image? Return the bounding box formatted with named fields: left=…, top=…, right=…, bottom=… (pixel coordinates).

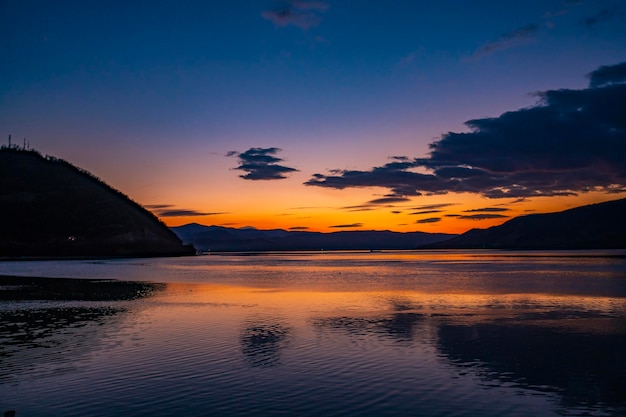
left=152, top=282, right=626, bottom=336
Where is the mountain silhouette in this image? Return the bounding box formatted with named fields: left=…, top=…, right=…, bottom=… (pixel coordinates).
left=171, top=223, right=455, bottom=252
left=0, top=147, right=194, bottom=258
left=425, top=198, right=626, bottom=249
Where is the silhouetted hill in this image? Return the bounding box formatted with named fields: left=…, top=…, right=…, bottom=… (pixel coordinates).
left=0, top=147, right=195, bottom=258
left=425, top=198, right=626, bottom=249
left=171, top=223, right=455, bottom=252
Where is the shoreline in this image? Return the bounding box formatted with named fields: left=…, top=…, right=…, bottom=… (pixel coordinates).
left=0, top=274, right=164, bottom=301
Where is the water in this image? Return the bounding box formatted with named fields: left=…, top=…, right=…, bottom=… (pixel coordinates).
left=1, top=250, right=625, bottom=416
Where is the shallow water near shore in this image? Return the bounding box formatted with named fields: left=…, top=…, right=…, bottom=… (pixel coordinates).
left=1, top=250, right=625, bottom=416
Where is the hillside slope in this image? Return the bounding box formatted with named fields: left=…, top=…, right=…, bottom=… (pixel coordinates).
left=0, top=148, right=194, bottom=257
left=425, top=198, right=626, bottom=249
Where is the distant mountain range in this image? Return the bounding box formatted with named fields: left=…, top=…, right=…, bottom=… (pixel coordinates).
left=0, top=147, right=194, bottom=258
left=171, top=224, right=455, bottom=252
left=424, top=198, right=626, bottom=250
left=173, top=198, right=626, bottom=252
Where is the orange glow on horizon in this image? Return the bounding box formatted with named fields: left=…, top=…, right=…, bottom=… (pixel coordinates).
left=155, top=190, right=625, bottom=234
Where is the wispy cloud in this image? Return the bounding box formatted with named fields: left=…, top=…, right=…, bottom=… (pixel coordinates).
left=458, top=214, right=510, bottom=220
left=367, top=196, right=412, bottom=204
left=416, top=217, right=441, bottom=224
left=410, top=203, right=457, bottom=210
left=157, top=210, right=226, bottom=217
left=145, top=205, right=227, bottom=217
left=145, top=204, right=173, bottom=210
left=228, top=147, right=298, bottom=180
left=262, top=0, right=329, bottom=30
left=462, top=207, right=510, bottom=213
left=472, top=24, right=540, bottom=58
left=329, top=223, right=363, bottom=228
left=305, top=62, right=626, bottom=200
left=410, top=210, right=443, bottom=215
left=584, top=5, right=622, bottom=28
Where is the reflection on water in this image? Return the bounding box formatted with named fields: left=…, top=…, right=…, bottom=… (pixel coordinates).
left=437, top=315, right=626, bottom=411
left=241, top=319, right=291, bottom=368
left=313, top=296, right=426, bottom=342
left=0, top=306, right=123, bottom=383
left=0, top=277, right=164, bottom=388
left=0, top=252, right=625, bottom=416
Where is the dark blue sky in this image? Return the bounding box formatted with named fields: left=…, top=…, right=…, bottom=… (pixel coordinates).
left=2, top=0, right=625, bottom=232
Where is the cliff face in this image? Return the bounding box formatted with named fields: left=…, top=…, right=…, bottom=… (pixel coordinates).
left=0, top=148, right=195, bottom=258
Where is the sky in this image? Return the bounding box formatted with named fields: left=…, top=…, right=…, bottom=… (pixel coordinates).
left=2, top=0, right=626, bottom=234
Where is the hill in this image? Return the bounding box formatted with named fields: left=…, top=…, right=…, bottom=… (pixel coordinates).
left=171, top=223, right=455, bottom=252
left=0, top=147, right=194, bottom=258
left=425, top=198, right=626, bottom=249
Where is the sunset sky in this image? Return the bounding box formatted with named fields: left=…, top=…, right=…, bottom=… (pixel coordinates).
left=2, top=0, right=625, bottom=233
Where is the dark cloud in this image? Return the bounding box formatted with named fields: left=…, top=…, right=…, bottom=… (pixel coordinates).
left=458, top=214, right=510, bottom=220
left=463, top=207, right=510, bottom=213
left=306, top=158, right=446, bottom=197
left=339, top=195, right=411, bottom=213
left=367, top=196, right=412, bottom=204
left=496, top=198, right=527, bottom=205
left=588, top=61, right=626, bottom=87
left=156, top=209, right=226, bottom=217
left=411, top=203, right=457, bottom=210
left=416, top=217, right=441, bottom=224
left=146, top=204, right=226, bottom=217
left=229, top=147, right=298, bottom=180
left=262, top=0, right=328, bottom=30
left=410, top=210, right=443, bottom=215
left=584, top=5, right=622, bottom=28
left=473, top=24, right=540, bottom=58
left=344, top=206, right=375, bottom=212
left=289, top=226, right=310, bottom=230
left=145, top=204, right=174, bottom=209
left=329, top=223, right=363, bottom=228
left=391, top=211, right=402, bottom=214
left=305, top=62, right=626, bottom=200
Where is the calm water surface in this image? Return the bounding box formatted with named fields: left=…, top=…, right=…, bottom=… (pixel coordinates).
left=1, top=250, right=625, bottom=416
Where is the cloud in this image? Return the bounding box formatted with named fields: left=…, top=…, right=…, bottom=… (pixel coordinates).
left=367, top=196, right=412, bottom=204
left=145, top=204, right=174, bottom=209
left=305, top=62, right=626, bottom=200
left=458, top=214, right=510, bottom=220
left=146, top=204, right=226, bottom=217
left=588, top=61, right=626, bottom=87
left=416, top=217, right=441, bottom=224
left=262, top=0, right=329, bottom=30
left=343, top=206, right=375, bottom=212
left=229, top=147, right=298, bottom=180
left=584, top=5, right=622, bottom=28
left=339, top=195, right=412, bottom=213
left=411, top=203, right=457, bottom=210
left=306, top=156, right=446, bottom=197
left=157, top=210, right=219, bottom=217
left=289, top=226, right=310, bottom=230
left=410, top=210, right=443, bottom=215
left=329, top=223, right=363, bottom=228
left=472, top=24, right=540, bottom=58
left=463, top=207, right=510, bottom=213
